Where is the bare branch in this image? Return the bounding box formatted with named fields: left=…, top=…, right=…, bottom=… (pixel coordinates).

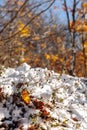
left=0, top=0, right=28, bottom=33
left=0, top=0, right=56, bottom=42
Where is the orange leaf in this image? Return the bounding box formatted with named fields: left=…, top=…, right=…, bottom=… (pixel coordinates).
left=28, top=125, right=34, bottom=130
left=21, top=89, right=30, bottom=104
left=40, top=109, right=50, bottom=118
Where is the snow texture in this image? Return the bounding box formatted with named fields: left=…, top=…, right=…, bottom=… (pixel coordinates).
left=0, top=63, right=87, bottom=130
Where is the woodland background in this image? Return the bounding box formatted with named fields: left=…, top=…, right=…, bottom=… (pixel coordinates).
left=0, top=0, right=87, bottom=77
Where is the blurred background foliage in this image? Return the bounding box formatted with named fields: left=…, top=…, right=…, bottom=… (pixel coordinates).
left=0, top=0, right=87, bottom=77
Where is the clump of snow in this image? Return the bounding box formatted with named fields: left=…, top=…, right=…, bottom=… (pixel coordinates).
left=0, top=63, right=87, bottom=130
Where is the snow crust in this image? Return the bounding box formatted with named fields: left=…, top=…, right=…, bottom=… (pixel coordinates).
left=0, top=63, right=87, bottom=130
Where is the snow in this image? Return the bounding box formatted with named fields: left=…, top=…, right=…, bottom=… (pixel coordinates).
left=0, top=63, right=87, bottom=130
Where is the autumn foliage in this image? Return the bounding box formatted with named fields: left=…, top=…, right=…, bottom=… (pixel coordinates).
left=0, top=0, right=87, bottom=77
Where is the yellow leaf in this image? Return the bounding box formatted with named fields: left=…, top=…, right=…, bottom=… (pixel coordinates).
left=15, top=48, right=26, bottom=53
left=84, top=41, right=87, bottom=48
left=28, top=13, right=32, bottom=18
left=51, top=54, right=58, bottom=62
left=20, top=57, right=26, bottom=63
left=45, top=54, right=50, bottom=60
left=18, top=0, right=23, bottom=6
left=32, top=36, right=40, bottom=41
left=17, top=42, right=22, bottom=46
left=60, top=58, right=64, bottom=62
left=21, top=89, right=30, bottom=104
left=76, top=25, right=87, bottom=32
left=82, top=3, right=87, bottom=8
left=18, top=22, right=31, bottom=37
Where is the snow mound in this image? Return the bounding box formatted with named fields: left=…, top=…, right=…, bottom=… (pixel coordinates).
left=0, top=63, right=87, bottom=130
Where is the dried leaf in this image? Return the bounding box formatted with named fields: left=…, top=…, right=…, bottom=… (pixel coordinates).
left=40, top=109, right=50, bottom=118
left=21, top=89, right=30, bottom=104
left=16, top=83, right=24, bottom=88
left=0, top=88, right=4, bottom=102
left=33, top=99, right=44, bottom=109
left=28, top=125, right=34, bottom=130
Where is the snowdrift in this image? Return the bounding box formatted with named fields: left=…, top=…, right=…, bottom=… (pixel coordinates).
left=0, top=63, right=87, bottom=130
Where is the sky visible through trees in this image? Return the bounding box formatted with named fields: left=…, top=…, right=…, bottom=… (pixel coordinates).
left=0, top=0, right=72, bottom=22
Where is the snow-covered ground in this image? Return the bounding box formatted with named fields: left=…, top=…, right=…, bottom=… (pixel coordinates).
left=0, top=63, right=87, bottom=130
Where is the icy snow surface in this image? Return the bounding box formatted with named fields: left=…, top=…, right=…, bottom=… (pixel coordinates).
left=0, top=63, right=87, bottom=130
